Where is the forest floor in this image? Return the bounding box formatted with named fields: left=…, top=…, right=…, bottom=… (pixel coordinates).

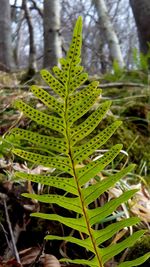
left=0, top=70, right=150, bottom=267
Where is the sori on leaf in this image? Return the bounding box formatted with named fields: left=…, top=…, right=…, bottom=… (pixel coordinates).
left=6, top=16, right=150, bottom=267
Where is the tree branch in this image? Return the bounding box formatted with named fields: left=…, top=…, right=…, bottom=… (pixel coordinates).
left=0, top=82, right=146, bottom=91
left=3, top=198, right=21, bottom=265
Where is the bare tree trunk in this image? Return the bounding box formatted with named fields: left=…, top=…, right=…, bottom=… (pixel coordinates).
left=22, top=0, right=37, bottom=73
left=43, top=0, right=62, bottom=69
left=130, top=0, right=150, bottom=55
left=0, top=0, right=14, bottom=71
left=14, top=7, right=24, bottom=66
left=92, top=0, right=125, bottom=68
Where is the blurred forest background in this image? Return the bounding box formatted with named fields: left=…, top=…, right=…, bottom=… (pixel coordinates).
left=1, top=0, right=150, bottom=73
left=0, top=0, right=150, bottom=267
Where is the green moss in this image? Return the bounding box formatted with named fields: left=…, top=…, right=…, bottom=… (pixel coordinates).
left=126, top=235, right=150, bottom=265
left=93, top=103, right=150, bottom=175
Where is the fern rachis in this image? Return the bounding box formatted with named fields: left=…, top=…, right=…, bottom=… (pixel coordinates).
left=7, top=17, right=150, bottom=267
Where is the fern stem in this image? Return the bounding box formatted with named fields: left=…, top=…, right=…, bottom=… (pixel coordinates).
left=61, top=39, right=104, bottom=266
left=71, top=160, right=104, bottom=267
left=64, top=100, right=103, bottom=266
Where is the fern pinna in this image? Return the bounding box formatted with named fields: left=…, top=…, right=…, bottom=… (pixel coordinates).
left=7, top=17, right=150, bottom=267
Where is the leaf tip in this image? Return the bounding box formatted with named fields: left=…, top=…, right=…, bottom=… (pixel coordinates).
left=30, top=84, right=37, bottom=91
left=40, top=69, right=49, bottom=77
left=116, top=143, right=123, bottom=150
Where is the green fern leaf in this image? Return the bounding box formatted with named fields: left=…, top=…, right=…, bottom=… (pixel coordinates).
left=15, top=172, right=78, bottom=195
left=14, top=100, right=65, bottom=134
left=88, top=189, right=138, bottom=226
left=45, top=217, right=140, bottom=252
left=77, top=144, right=123, bottom=185
left=31, top=212, right=88, bottom=234
left=69, top=65, right=83, bottom=77
left=40, top=69, right=66, bottom=98
left=9, top=16, right=149, bottom=267
left=72, top=121, right=122, bottom=163
left=12, top=149, right=73, bottom=174
left=82, top=164, right=135, bottom=205
left=60, top=258, right=97, bottom=267
left=67, top=90, right=101, bottom=126
left=22, top=193, right=82, bottom=214
left=65, top=16, right=82, bottom=63
left=45, top=234, right=95, bottom=253
left=68, top=81, right=100, bottom=109
left=101, top=230, right=145, bottom=264
left=52, top=66, right=68, bottom=85
left=118, top=252, right=150, bottom=267
left=70, top=101, right=111, bottom=145
left=68, top=73, right=88, bottom=93
left=9, top=128, right=68, bottom=154
left=31, top=85, right=64, bottom=116
left=93, top=217, right=140, bottom=245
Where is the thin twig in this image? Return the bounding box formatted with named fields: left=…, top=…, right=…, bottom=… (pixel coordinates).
left=29, top=238, right=47, bottom=267
left=3, top=198, right=21, bottom=265
left=0, top=82, right=146, bottom=91
left=0, top=222, right=10, bottom=248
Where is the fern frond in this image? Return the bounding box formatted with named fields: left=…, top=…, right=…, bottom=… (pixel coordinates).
left=10, top=16, right=149, bottom=267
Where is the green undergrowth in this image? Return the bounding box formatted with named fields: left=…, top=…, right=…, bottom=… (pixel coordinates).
left=98, top=117, right=150, bottom=178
